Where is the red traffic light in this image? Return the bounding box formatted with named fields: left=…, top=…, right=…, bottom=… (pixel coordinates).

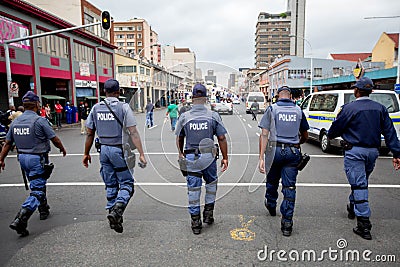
left=101, top=11, right=111, bottom=30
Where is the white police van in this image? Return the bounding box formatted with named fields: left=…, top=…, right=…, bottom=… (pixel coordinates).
left=300, top=89, right=400, bottom=154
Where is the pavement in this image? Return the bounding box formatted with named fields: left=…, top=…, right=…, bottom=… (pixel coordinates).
left=0, top=104, right=399, bottom=267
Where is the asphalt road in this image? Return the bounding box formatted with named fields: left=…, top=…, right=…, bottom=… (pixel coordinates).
left=0, top=103, right=399, bottom=266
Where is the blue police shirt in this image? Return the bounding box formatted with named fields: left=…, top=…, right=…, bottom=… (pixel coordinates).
left=175, top=104, right=227, bottom=150
left=328, top=97, right=400, bottom=157
left=7, top=110, right=56, bottom=153
left=258, top=98, right=309, bottom=142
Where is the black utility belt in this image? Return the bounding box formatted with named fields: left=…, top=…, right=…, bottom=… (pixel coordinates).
left=184, top=148, right=214, bottom=154
left=268, top=142, right=300, bottom=148
left=102, top=144, right=123, bottom=149
left=18, top=152, right=48, bottom=156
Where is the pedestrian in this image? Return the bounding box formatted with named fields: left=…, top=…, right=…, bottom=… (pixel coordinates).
left=9, top=106, right=24, bottom=121
left=175, top=83, right=229, bottom=235
left=178, top=99, right=191, bottom=115
left=250, top=99, right=259, bottom=121
left=54, top=101, right=63, bottom=128
left=45, top=103, right=52, bottom=121
left=258, top=86, right=309, bottom=237
left=82, top=79, right=147, bottom=234
left=79, top=102, right=90, bottom=135
left=166, top=99, right=179, bottom=131
left=145, top=99, right=154, bottom=128
left=327, top=77, right=400, bottom=240
left=40, top=105, right=46, bottom=118
left=0, top=91, right=66, bottom=237
left=65, top=102, right=73, bottom=124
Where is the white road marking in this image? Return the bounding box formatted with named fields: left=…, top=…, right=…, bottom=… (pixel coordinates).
left=256, top=133, right=260, bottom=137
left=1, top=182, right=399, bottom=188
left=247, top=124, right=252, bottom=128
left=3, top=153, right=391, bottom=159
left=239, top=115, right=243, bottom=118
left=242, top=118, right=246, bottom=122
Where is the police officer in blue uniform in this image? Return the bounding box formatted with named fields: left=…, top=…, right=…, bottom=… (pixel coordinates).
left=175, top=83, right=229, bottom=235
left=328, top=77, right=400, bottom=240
left=0, top=91, right=67, bottom=237
left=258, top=86, right=309, bottom=237
left=83, top=79, right=147, bottom=233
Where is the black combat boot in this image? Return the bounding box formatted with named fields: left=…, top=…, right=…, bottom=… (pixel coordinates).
left=38, top=203, right=50, bottom=220
left=203, top=204, right=214, bottom=225
left=9, top=208, right=33, bottom=237
left=191, top=214, right=202, bottom=235
left=265, top=200, right=276, bottom=216
left=347, top=203, right=355, bottom=220
left=353, top=216, right=372, bottom=240
left=107, top=202, right=126, bottom=233
left=281, top=218, right=293, bottom=237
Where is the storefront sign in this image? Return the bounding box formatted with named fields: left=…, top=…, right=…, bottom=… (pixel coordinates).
left=0, top=15, right=30, bottom=50
left=79, top=62, right=90, bottom=77
left=75, top=79, right=97, bottom=88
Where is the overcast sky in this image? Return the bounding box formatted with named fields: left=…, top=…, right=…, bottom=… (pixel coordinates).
left=91, top=0, right=400, bottom=70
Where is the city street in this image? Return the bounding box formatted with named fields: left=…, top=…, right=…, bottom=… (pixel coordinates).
left=0, top=104, right=399, bottom=266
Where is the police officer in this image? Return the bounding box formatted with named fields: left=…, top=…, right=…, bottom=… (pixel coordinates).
left=83, top=79, right=147, bottom=233
left=328, top=77, right=400, bottom=240
left=175, top=83, right=228, bottom=235
left=258, top=86, right=309, bottom=237
left=0, top=91, right=67, bottom=237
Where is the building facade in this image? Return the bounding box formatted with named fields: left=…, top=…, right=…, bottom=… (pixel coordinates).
left=255, top=0, right=306, bottom=68
left=372, top=32, right=399, bottom=69
left=113, top=18, right=160, bottom=64
left=0, top=0, right=115, bottom=112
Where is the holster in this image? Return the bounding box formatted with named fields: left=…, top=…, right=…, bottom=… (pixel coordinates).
left=340, top=140, right=353, bottom=150
left=43, top=163, right=54, bottom=179
left=124, top=145, right=136, bottom=169
left=296, top=153, right=310, bottom=171
left=212, top=144, right=220, bottom=160
left=178, top=158, right=188, bottom=176
left=95, top=138, right=101, bottom=152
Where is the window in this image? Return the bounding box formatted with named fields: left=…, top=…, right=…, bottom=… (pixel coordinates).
left=137, top=41, right=142, bottom=47
left=314, top=68, right=322, bottom=78
left=301, top=95, right=311, bottom=110
left=140, top=66, right=144, bottom=74
left=309, top=94, right=338, bottom=112
left=36, top=29, right=69, bottom=59
left=333, top=67, right=344, bottom=77
left=345, top=93, right=399, bottom=112
left=127, top=42, right=135, bottom=46
left=84, top=13, right=94, bottom=32
left=137, top=33, right=142, bottom=39
left=116, top=34, right=124, bottom=39
left=146, top=68, right=150, bottom=75
left=127, top=34, right=135, bottom=39
left=137, top=26, right=142, bottom=31
left=118, top=66, right=134, bottom=73
left=98, top=51, right=112, bottom=68
left=128, top=27, right=134, bottom=31
left=117, top=42, right=125, bottom=47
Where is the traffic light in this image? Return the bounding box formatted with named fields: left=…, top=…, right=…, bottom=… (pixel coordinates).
left=101, top=11, right=111, bottom=30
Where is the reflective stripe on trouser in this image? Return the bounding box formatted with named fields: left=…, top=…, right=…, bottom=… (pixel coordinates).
left=100, top=145, right=135, bottom=209
left=344, top=146, right=378, bottom=218
left=265, top=146, right=301, bottom=222
left=18, top=154, right=47, bottom=211
left=185, top=153, right=217, bottom=215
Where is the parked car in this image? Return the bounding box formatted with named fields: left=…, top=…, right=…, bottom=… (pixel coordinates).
left=233, top=97, right=241, bottom=104
left=300, top=89, right=400, bottom=154
left=213, top=102, right=233, bottom=115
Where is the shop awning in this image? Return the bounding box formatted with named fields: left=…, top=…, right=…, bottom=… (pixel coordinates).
left=41, top=95, right=66, bottom=100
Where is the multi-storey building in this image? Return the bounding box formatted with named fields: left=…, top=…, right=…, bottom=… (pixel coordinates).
left=0, top=0, right=115, bottom=112
left=255, top=0, right=306, bottom=68
left=113, top=18, right=160, bottom=64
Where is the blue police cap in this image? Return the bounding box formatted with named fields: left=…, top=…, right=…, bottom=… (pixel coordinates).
left=22, top=91, right=40, bottom=102
left=192, top=83, right=207, bottom=98
left=104, top=79, right=120, bottom=93
left=277, top=86, right=291, bottom=93
left=351, top=77, right=374, bottom=91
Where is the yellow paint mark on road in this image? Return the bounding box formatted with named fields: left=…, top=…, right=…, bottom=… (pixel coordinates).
left=230, top=215, right=256, bottom=241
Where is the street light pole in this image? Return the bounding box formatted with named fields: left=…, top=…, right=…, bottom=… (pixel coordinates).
left=364, top=16, right=400, bottom=85
left=289, top=34, right=313, bottom=94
